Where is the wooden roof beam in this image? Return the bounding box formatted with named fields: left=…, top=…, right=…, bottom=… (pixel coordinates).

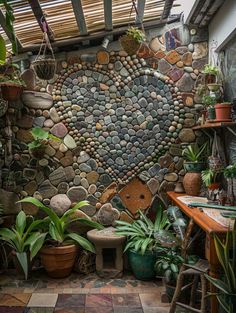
left=103, top=0, right=113, bottom=31
left=71, top=0, right=88, bottom=36
left=28, top=0, right=55, bottom=42
left=135, top=0, right=146, bottom=25
left=0, top=9, right=23, bottom=52
left=162, top=0, right=175, bottom=20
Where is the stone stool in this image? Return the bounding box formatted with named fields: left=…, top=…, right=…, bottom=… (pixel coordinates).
left=87, top=227, right=126, bottom=278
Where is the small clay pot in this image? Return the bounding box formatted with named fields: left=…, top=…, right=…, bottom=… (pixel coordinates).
left=1, top=82, right=23, bottom=101
left=215, top=103, right=232, bottom=121
left=40, top=244, right=78, bottom=278
left=183, top=172, right=202, bottom=196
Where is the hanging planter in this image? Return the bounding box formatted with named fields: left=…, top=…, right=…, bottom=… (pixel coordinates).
left=120, top=26, right=146, bottom=56
left=32, top=20, right=56, bottom=80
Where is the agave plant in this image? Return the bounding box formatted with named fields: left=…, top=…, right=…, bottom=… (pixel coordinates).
left=19, top=197, right=104, bottom=252
left=182, top=143, right=207, bottom=163
left=0, top=211, right=47, bottom=279
left=205, top=220, right=236, bottom=313
left=115, top=206, right=172, bottom=255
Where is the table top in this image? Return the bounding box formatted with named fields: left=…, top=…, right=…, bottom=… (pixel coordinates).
left=167, top=191, right=229, bottom=235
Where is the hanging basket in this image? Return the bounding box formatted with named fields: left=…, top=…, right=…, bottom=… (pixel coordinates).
left=120, top=34, right=141, bottom=56
left=32, top=21, right=56, bottom=81
left=32, top=58, right=56, bottom=80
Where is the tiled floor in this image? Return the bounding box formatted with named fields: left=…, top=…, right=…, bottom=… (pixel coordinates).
left=0, top=270, right=171, bottom=313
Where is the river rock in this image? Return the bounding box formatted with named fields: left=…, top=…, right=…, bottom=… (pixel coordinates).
left=50, top=194, right=71, bottom=216
left=67, top=186, right=88, bottom=203
left=97, top=203, right=120, bottom=226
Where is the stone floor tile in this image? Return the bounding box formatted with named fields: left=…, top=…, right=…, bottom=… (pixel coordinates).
left=112, top=294, right=141, bottom=307
left=85, top=294, right=112, bottom=307
left=139, top=293, right=162, bottom=307
left=24, top=308, right=54, bottom=313
left=54, top=308, right=85, bottom=313
left=56, top=294, right=85, bottom=307
left=84, top=308, right=113, bottom=313
left=0, top=308, right=24, bottom=313
left=27, top=294, right=58, bottom=307
left=113, top=307, right=143, bottom=313
left=0, top=294, right=31, bottom=306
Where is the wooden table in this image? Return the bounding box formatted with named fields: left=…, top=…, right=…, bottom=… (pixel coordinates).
left=167, top=191, right=229, bottom=313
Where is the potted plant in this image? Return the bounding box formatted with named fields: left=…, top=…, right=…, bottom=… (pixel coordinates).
left=0, top=67, right=25, bottom=102
left=0, top=211, right=47, bottom=280
left=120, top=26, right=146, bottom=55
left=28, top=127, right=60, bottom=159
left=202, top=95, right=217, bottom=120
left=115, top=206, right=172, bottom=280
left=182, top=143, right=207, bottom=173
left=203, top=64, right=220, bottom=84
left=224, top=164, right=236, bottom=205
left=19, top=197, right=104, bottom=278
left=215, top=101, right=232, bottom=122
left=182, top=143, right=208, bottom=196
left=205, top=219, right=236, bottom=313
left=201, top=168, right=222, bottom=190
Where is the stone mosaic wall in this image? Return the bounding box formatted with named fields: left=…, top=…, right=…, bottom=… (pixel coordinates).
left=0, top=26, right=208, bottom=225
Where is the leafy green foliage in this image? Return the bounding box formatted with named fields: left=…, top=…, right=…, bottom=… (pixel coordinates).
left=182, top=143, right=207, bottom=162
left=115, top=205, right=171, bottom=255
left=205, top=222, right=236, bottom=313
left=28, top=127, right=60, bottom=150
left=0, top=211, right=47, bottom=279
left=126, top=27, right=146, bottom=43
left=19, top=197, right=104, bottom=254
left=203, top=64, right=220, bottom=76
left=201, top=168, right=221, bottom=187
left=202, top=95, right=217, bottom=107
left=0, top=0, right=17, bottom=54
left=0, top=34, right=6, bottom=64
left=224, top=164, right=236, bottom=179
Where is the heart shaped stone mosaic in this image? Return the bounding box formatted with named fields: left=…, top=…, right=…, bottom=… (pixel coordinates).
left=52, top=52, right=185, bottom=183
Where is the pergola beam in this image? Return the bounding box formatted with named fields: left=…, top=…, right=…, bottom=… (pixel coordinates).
left=71, top=0, right=88, bottom=36
left=28, top=0, right=54, bottom=42
left=135, top=0, right=146, bottom=25
left=162, top=0, right=175, bottom=20
left=103, top=0, right=113, bottom=31
left=0, top=9, right=23, bottom=51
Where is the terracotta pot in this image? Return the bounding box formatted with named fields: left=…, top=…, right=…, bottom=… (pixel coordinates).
left=183, top=172, right=202, bottom=196
left=205, top=74, right=216, bottom=84
left=1, top=82, right=23, bottom=101
left=40, top=244, right=78, bottom=278
left=32, top=58, right=56, bottom=80
left=215, top=103, right=232, bottom=121
left=119, top=35, right=141, bottom=56
left=208, top=182, right=220, bottom=190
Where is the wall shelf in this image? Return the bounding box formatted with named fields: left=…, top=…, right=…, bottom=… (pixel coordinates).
left=193, top=121, right=236, bottom=137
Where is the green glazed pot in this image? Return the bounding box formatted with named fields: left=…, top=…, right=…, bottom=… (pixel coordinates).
left=128, top=249, right=156, bottom=280
left=184, top=162, right=206, bottom=173
left=207, top=106, right=216, bottom=120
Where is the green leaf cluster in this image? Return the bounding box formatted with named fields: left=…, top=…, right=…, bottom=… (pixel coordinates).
left=202, top=95, right=217, bottom=107
left=182, top=143, right=208, bottom=162
left=201, top=168, right=221, bottom=187
left=19, top=197, right=104, bottom=253
left=0, top=211, right=47, bottom=279
left=203, top=64, right=220, bottom=76
left=224, top=164, right=236, bottom=179
left=205, top=221, right=236, bottom=313
left=115, top=205, right=171, bottom=255
left=28, top=127, right=60, bottom=150
left=126, top=27, right=146, bottom=43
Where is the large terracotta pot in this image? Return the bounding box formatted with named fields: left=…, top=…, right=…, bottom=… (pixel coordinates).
left=40, top=244, right=78, bottom=278
left=215, top=103, right=232, bottom=121
left=1, top=82, right=23, bottom=101
left=183, top=172, right=202, bottom=196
